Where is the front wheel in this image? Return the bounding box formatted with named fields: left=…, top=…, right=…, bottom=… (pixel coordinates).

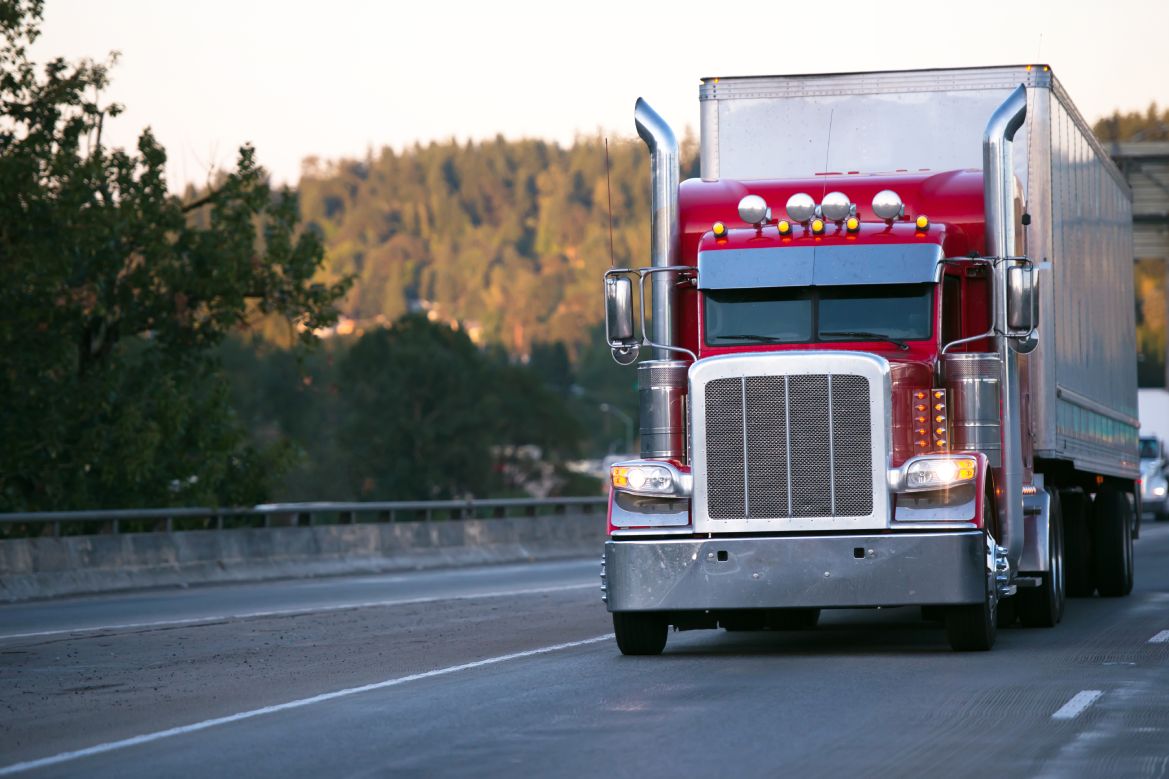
left=612, top=612, right=668, bottom=656
left=1017, top=487, right=1066, bottom=627
left=944, top=535, right=997, bottom=651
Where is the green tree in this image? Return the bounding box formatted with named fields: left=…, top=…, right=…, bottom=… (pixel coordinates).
left=0, top=1, right=348, bottom=510
left=336, top=316, right=494, bottom=500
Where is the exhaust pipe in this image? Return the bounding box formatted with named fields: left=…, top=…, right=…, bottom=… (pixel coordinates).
left=983, top=84, right=1027, bottom=573
left=634, top=99, right=686, bottom=461
left=634, top=98, right=680, bottom=357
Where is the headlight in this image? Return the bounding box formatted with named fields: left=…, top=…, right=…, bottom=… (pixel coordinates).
left=610, top=460, right=691, bottom=497
left=899, top=455, right=977, bottom=492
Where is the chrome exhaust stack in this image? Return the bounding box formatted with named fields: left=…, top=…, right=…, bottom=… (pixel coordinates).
left=983, top=84, right=1027, bottom=573
left=634, top=99, right=687, bottom=461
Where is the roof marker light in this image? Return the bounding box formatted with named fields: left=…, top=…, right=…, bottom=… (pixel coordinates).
left=712, top=221, right=727, bottom=237
left=786, top=193, right=817, bottom=223
left=916, top=215, right=930, bottom=231
left=777, top=220, right=792, bottom=236
left=738, top=194, right=770, bottom=226
left=846, top=216, right=860, bottom=232
left=821, top=191, right=852, bottom=222
left=872, top=190, right=904, bottom=221
left=811, top=218, right=825, bottom=235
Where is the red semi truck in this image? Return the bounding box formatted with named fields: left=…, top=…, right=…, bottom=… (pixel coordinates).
left=601, top=66, right=1138, bottom=653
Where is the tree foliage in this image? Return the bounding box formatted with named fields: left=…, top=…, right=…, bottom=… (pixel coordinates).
left=0, top=1, right=347, bottom=510
left=1093, top=102, right=1169, bottom=144
left=222, top=316, right=589, bottom=501
left=299, top=133, right=699, bottom=357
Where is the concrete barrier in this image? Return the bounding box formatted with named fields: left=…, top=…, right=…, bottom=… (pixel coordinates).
left=0, top=513, right=605, bottom=602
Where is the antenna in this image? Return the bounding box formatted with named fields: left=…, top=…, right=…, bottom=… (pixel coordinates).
left=605, top=138, right=616, bottom=267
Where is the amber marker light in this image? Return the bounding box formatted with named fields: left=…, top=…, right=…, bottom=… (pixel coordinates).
left=712, top=221, right=727, bottom=237
left=915, top=215, right=930, bottom=230
left=811, top=218, right=825, bottom=234
left=846, top=216, right=860, bottom=232
left=778, top=220, right=792, bottom=236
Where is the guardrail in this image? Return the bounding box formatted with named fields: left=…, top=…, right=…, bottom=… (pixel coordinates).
left=0, top=497, right=608, bottom=539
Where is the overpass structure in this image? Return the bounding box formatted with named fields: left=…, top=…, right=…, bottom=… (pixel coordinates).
left=1111, top=142, right=1169, bottom=386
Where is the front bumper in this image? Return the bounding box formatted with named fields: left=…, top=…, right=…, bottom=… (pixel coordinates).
left=604, top=531, right=986, bottom=611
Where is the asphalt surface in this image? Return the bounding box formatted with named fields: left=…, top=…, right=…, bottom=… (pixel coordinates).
left=2, top=526, right=1168, bottom=778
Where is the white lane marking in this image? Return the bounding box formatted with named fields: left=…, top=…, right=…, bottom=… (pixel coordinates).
left=0, top=633, right=614, bottom=776
left=1051, top=690, right=1104, bottom=720
left=1149, top=630, right=1169, bottom=644
left=0, top=583, right=596, bottom=641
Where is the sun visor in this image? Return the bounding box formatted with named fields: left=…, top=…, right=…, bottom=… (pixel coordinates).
left=697, top=244, right=944, bottom=289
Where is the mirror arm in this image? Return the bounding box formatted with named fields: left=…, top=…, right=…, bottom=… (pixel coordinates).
left=638, top=267, right=698, bottom=362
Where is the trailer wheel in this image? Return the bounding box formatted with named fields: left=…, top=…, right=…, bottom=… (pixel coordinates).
left=1060, top=488, right=1094, bottom=597
left=944, top=541, right=997, bottom=651
left=1017, top=487, right=1065, bottom=627
left=1092, top=488, right=1134, bottom=597
left=612, top=612, right=668, bottom=655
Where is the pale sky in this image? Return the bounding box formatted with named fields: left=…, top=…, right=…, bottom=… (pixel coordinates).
left=38, top=0, right=1169, bottom=190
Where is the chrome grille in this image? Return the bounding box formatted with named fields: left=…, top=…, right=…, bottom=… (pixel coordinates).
left=705, top=374, right=873, bottom=520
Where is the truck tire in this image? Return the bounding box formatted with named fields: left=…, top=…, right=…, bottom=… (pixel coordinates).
left=612, top=612, right=668, bottom=655
left=1092, top=488, right=1134, bottom=597
left=944, top=540, right=997, bottom=651
left=1060, top=488, right=1094, bottom=597
left=1017, top=487, right=1066, bottom=627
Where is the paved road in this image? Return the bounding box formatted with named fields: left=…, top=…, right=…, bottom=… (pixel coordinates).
left=2, top=527, right=1168, bottom=777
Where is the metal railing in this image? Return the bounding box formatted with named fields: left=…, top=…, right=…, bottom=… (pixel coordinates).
left=0, top=497, right=607, bottom=539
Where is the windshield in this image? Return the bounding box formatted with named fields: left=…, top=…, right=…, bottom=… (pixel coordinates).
left=704, top=284, right=934, bottom=347
left=1140, top=437, right=1160, bottom=459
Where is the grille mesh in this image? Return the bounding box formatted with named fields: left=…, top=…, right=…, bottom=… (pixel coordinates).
left=705, top=379, right=746, bottom=519
left=703, top=373, right=873, bottom=520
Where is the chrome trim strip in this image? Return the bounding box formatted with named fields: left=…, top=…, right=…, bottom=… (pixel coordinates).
left=827, top=375, right=837, bottom=514
left=784, top=375, right=793, bottom=517
left=740, top=378, right=750, bottom=517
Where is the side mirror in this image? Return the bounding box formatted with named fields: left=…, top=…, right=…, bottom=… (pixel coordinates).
left=605, top=275, right=639, bottom=365
left=1007, top=264, right=1037, bottom=333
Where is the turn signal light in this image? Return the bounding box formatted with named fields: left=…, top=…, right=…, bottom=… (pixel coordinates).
left=911, top=389, right=949, bottom=452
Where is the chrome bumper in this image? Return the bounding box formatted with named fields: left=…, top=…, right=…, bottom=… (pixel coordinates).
left=604, top=531, right=986, bottom=611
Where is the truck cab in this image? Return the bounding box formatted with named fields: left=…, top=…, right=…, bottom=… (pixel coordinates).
left=601, top=67, right=1138, bottom=655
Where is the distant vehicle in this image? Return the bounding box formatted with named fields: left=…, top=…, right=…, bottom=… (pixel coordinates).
left=601, top=65, right=1138, bottom=655
left=1139, top=436, right=1168, bottom=522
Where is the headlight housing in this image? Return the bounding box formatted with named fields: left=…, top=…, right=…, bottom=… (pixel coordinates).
left=895, top=455, right=977, bottom=493
left=610, top=460, right=691, bottom=497
left=1148, top=477, right=1167, bottom=497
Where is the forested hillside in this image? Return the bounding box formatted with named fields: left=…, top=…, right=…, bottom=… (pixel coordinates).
left=298, top=135, right=698, bottom=356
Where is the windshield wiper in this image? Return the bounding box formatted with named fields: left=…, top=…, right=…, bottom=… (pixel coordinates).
left=819, top=330, right=909, bottom=351
left=715, top=333, right=789, bottom=343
